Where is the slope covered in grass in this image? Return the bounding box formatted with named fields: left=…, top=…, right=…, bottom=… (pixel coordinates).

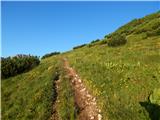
left=2, top=11, right=160, bottom=120
left=2, top=56, right=60, bottom=120
left=105, top=11, right=160, bottom=38
left=64, top=12, right=160, bottom=120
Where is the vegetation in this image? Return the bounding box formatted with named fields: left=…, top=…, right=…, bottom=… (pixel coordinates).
left=41, top=52, right=60, bottom=59
left=87, top=39, right=101, bottom=47
left=107, top=33, right=127, bottom=47
left=105, top=11, right=160, bottom=39
left=1, top=54, right=40, bottom=79
left=1, top=56, right=61, bottom=120
left=57, top=64, right=76, bottom=120
left=73, top=44, right=87, bottom=49
left=98, top=39, right=108, bottom=45
left=65, top=11, right=160, bottom=120
left=140, top=89, right=160, bottom=120
left=150, top=88, right=160, bottom=105
left=91, top=39, right=100, bottom=44
left=2, top=11, right=160, bottom=120
left=66, top=34, right=160, bottom=120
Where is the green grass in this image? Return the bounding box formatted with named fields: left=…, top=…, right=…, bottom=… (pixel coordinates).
left=57, top=64, right=76, bottom=120
left=2, top=56, right=60, bottom=120
left=2, top=11, right=160, bottom=120
left=65, top=34, right=160, bottom=120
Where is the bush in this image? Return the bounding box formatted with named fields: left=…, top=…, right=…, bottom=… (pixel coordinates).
left=87, top=44, right=93, bottom=48
left=99, top=39, right=108, bottom=45
left=41, top=52, right=60, bottom=59
left=107, top=34, right=127, bottom=47
left=1, top=54, right=40, bottom=79
left=91, top=39, right=100, bottom=44
left=104, top=33, right=112, bottom=38
left=73, top=44, right=86, bottom=50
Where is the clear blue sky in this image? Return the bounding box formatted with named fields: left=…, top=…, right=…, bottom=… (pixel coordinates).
left=2, top=1, right=160, bottom=57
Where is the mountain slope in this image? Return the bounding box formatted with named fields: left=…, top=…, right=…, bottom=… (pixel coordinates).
left=2, top=11, right=160, bottom=120
left=2, top=57, right=60, bottom=120
left=64, top=11, right=160, bottom=120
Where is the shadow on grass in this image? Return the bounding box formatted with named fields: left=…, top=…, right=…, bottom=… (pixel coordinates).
left=140, top=102, right=160, bottom=120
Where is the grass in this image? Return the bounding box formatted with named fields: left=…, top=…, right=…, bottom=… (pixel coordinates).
left=65, top=34, right=160, bottom=120
left=2, top=56, right=60, bottom=120
left=2, top=11, right=160, bottom=120
left=56, top=63, right=76, bottom=120
left=1, top=55, right=77, bottom=120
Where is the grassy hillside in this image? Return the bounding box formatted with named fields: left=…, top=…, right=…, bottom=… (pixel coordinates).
left=64, top=12, right=160, bottom=120
left=2, top=56, right=60, bottom=120
left=66, top=34, right=160, bottom=120
left=2, top=11, right=160, bottom=120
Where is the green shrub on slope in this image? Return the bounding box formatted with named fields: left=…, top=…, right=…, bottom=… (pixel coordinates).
left=107, top=34, right=127, bottom=47
left=1, top=54, right=40, bottom=79
left=41, top=52, right=60, bottom=59
left=73, top=44, right=87, bottom=49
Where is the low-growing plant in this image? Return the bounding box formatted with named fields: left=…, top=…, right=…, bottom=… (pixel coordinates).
left=1, top=54, right=40, bottom=79
left=73, top=44, right=87, bottom=49
left=2, top=56, right=60, bottom=120
left=107, top=34, right=127, bottom=47
left=41, top=52, right=60, bottom=59
left=150, top=88, right=160, bottom=105
left=57, top=67, right=76, bottom=120
left=99, top=39, right=108, bottom=45
left=91, top=39, right=100, bottom=44
left=104, top=33, right=112, bottom=38
left=146, top=27, right=160, bottom=37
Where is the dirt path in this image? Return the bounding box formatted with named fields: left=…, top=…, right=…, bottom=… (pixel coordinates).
left=63, top=58, right=102, bottom=120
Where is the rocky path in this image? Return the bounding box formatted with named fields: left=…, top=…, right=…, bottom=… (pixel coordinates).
left=63, top=58, right=102, bottom=120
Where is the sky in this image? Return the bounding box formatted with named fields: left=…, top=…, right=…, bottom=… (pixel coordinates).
left=2, top=1, right=160, bottom=57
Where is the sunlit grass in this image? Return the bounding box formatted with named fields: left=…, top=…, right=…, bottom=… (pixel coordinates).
left=2, top=56, right=60, bottom=120
left=65, top=35, right=160, bottom=120
left=57, top=66, right=76, bottom=120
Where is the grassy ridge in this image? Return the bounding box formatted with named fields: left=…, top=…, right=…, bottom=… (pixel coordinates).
left=106, top=11, right=160, bottom=38
left=2, top=56, right=60, bottom=120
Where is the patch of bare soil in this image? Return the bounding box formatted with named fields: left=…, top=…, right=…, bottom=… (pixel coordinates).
left=63, top=58, right=102, bottom=120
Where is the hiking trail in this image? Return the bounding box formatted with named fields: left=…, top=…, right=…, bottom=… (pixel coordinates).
left=63, top=58, right=102, bottom=120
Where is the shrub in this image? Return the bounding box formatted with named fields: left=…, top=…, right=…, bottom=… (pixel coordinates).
left=73, top=44, right=86, bottom=50
left=99, top=39, right=108, bottom=45
left=41, top=52, right=60, bottom=59
left=91, top=39, right=100, bottom=44
left=87, top=44, right=93, bottom=48
left=107, top=34, right=127, bottom=47
left=104, top=33, right=112, bottom=38
left=1, top=54, right=40, bottom=79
